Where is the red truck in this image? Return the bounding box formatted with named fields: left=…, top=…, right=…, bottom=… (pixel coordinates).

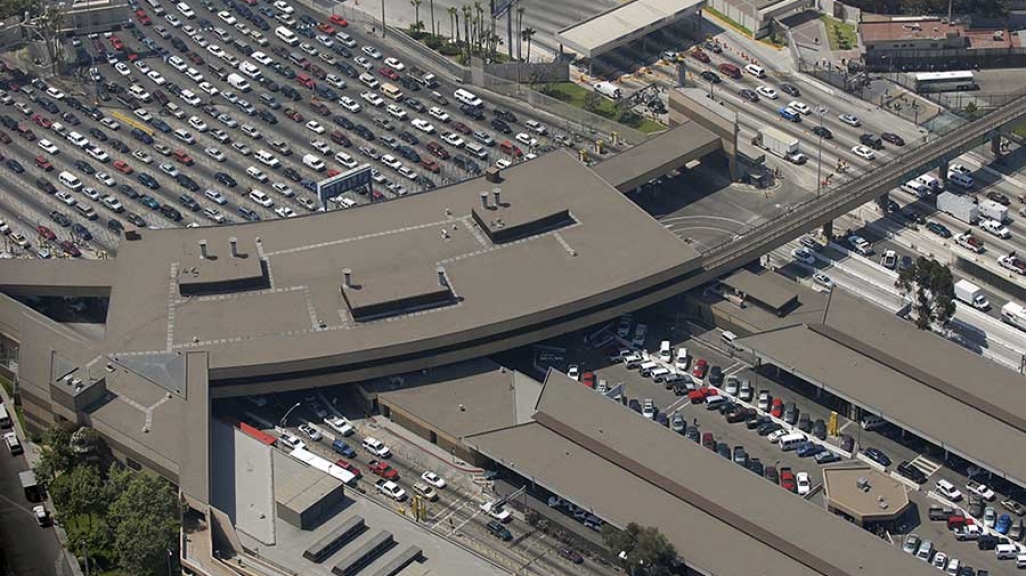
left=368, top=460, right=399, bottom=480
left=779, top=467, right=797, bottom=493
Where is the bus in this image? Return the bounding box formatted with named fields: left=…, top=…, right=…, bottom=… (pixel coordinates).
left=913, top=71, right=977, bottom=93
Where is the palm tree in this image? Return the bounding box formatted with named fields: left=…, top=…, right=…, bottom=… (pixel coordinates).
left=522, top=26, right=536, bottom=62
left=429, top=0, right=436, bottom=35
left=516, top=5, right=525, bottom=61
left=448, top=6, right=457, bottom=41
left=474, top=2, right=484, bottom=55
left=462, top=4, right=472, bottom=60
left=506, top=8, right=513, bottom=59
left=489, top=0, right=497, bottom=59
left=410, top=0, right=422, bottom=35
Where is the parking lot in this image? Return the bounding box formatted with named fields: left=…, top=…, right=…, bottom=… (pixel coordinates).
left=544, top=307, right=1026, bottom=576
left=0, top=0, right=590, bottom=259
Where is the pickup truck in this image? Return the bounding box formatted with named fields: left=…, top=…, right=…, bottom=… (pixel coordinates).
left=955, top=232, right=985, bottom=253
left=375, top=479, right=408, bottom=501
left=368, top=460, right=399, bottom=480
left=953, top=523, right=983, bottom=541
left=967, top=480, right=996, bottom=501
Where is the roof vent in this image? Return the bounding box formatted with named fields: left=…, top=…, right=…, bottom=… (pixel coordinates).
left=856, top=476, right=871, bottom=491
left=229, top=236, right=239, bottom=258
left=343, top=268, right=353, bottom=289
left=198, top=239, right=209, bottom=260
left=485, top=166, right=502, bottom=183
left=480, top=191, right=490, bottom=210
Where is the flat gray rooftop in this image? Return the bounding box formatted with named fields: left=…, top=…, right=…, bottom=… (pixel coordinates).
left=556, top=0, right=706, bottom=58
left=592, top=121, right=721, bottom=192
left=466, top=372, right=937, bottom=576
left=720, top=268, right=799, bottom=312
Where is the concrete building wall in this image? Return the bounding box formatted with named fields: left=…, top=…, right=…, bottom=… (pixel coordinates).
left=379, top=401, right=489, bottom=466
left=668, top=89, right=739, bottom=180
left=707, top=0, right=760, bottom=36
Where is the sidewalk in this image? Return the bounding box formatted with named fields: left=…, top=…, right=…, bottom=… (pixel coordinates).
left=366, top=416, right=484, bottom=474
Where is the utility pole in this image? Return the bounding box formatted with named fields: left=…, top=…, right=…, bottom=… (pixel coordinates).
left=816, top=105, right=827, bottom=196
left=381, top=0, right=386, bottom=38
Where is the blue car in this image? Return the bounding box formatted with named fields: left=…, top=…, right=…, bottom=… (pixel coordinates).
left=996, top=513, right=1012, bottom=535
left=796, top=442, right=823, bottom=458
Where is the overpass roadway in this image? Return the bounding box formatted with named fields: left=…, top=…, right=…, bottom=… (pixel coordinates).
left=699, top=91, right=1026, bottom=277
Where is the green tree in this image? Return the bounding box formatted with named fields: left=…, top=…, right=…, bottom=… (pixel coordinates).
left=410, top=0, right=423, bottom=36
left=48, top=464, right=106, bottom=526
left=895, top=256, right=956, bottom=330
left=521, top=26, right=536, bottom=62
left=602, top=523, right=677, bottom=575
left=584, top=91, right=603, bottom=113
left=32, top=424, right=75, bottom=490
left=107, top=466, right=181, bottom=576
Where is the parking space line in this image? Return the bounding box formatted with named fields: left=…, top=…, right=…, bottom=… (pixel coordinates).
left=911, top=455, right=942, bottom=476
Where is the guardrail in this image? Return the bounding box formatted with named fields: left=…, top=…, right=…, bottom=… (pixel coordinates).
left=701, top=92, right=1026, bottom=272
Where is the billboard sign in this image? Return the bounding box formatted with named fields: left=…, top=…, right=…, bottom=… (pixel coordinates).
left=317, top=164, right=372, bottom=209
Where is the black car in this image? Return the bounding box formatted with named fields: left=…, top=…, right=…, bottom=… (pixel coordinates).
left=748, top=458, right=764, bottom=476
left=812, top=125, right=833, bottom=140
left=707, top=365, right=723, bottom=386
left=107, top=218, right=124, bottom=234
left=757, top=421, right=781, bottom=436
left=49, top=210, right=72, bottom=227
left=903, top=209, right=926, bottom=224
left=716, top=442, right=730, bottom=459
left=491, top=118, right=512, bottom=134
left=493, top=108, right=517, bottom=124
left=404, top=98, right=426, bottom=113
left=780, top=83, right=801, bottom=97
left=88, top=127, right=108, bottom=141
left=398, top=130, right=419, bottom=146
left=179, top=194, right=201, bottom=212
left=739, top=88, right=759, bottom=102
left=797, top=413, right=812, bottom=432
left=118, top=183, right=140, bottom=199
left=486, top=520, right=512, bottom=541
left=61, top=112, right=80, bottom=125
left=862, top=447, right=892, bottom=467
left=732, top=446, right=748, bottom=466
left=257, top=110, right=278, bottom=124
left=283, top=167, right=302, bottom=182
left=881, top=132, right=905, bottom=146
left=558, top=548, right=583, bottom=564
left=7, top=158, right=24, bottom=173
left=215, top=172, right=237, bottom=187
left=36, top=179, right=57, bottom=194
left=783, top=402, right=799, bottom=425
left=177, top=175, right=200, bottom=192
left=812, top=419, right=826, bottom=440
left=897, top=461, right=927, bottom=484
left=764, top=466, right=779, bottom=484
left=75, top=160, right=96, bottom=175
left=353, top=124, right=375, bottom=140
left=927, top=221, right=952, bottom=238
left=138, top=173, right=160, bottom=189
left=333, top=114, right=355, bottom=130
left=237, top=206, right=261, bottom=221
left=72, top=223, right=92, bottom=241
left=459, top=103, right=484, bottom=120
left=700, top=70, right=721, bottom=84
left=686, top=427, right=700, bottom=442
left=840, top=434, right=854, bottom=452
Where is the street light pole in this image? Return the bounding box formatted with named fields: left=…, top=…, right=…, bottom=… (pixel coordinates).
left=816, top=106, right=827, bottom=196
left=279, top=402, right=301, bottom=428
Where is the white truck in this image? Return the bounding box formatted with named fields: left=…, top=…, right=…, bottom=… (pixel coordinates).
left=757, top=127, right=803, bottom=163
left=936, top=192, right=978, bottom=224
left=978, top=199, right=1008, bottom=223
left=955, top=232, right=984, bottom=253
left=954, top=279, right=990, bottom=311
left=1002, top=301, right=1026, bottom=332
left=593, top=81, right=622, bottom=100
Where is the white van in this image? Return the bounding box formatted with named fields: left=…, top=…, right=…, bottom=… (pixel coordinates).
left=996, top=543, right=1018, bottom=560
left=465, top=142, right=488, bottom=160
left=238, top=61, right=262, bottom=80
left=778, top=433, right=807, bottom=451
left=638, top=361, right=659, bottom=377
left=860, top=414, right=887, bottom=430
left=362, top=436, right=391, bottom=457
left=67, top=131, right=89, bottom=148
left=453, top=88, right=483, bottom=108
left=0, top=404, right=10, bottom=428
left=255, top=150, right=279, bottom=167
left=1016, top=554, right=1026, bottom=569
left=249, top=189, right=273, bottom=207
left=916, top=173, right=942, bottom=192
left=947, top=171, right=974, bottom=189
left=59, top=171, right=83, bottom=191
left=744, top=64, right=766, bottom=78
left=659, top=340, right=672, bottom=362
left=275, top=26, right=298, bottom=46
left=176, top=2, right=196, bottom=18
left=227, top=73, right=251, bottom=92
left=359, top=72, right=379, bottom=89
left=335, top=151, right=357, bottom=168
left=75, top=203, right=97, bottom=220
left=721, top=330, right=738, bottom=347
left=649, top=367, right=672, bottom=382
left=129, top=84, right=152, bottom=101
left=901, top=179, right=930, bottom=198
left=302, top=153, right=325, bottom=171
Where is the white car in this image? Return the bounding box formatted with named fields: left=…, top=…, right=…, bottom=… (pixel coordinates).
left=354, top=56, right=373, bottom=70
left=132, top=150, right=153, bottom=164
left=96, top=172, right=116, bottom=187
left=788, top=101, right=810, bottom=114
left=56, top=191, right=77, bottom=206
left=147, top=70, right=167, bottom=85
left=217, top=10, right=236, bottom=24
left=272, top=182, right=295, bottom=197
left=45, top=86, right=65, bottom=100
left=199, top=81, right=219, bottom=96
left=480, top=500, right=511, bottom=522
left=115, top=61, right=132, bottom=76
left=100, top=117, right=120, bottom=130
left=188, top=116, right=208, bottom=132
left=134, top=107, right=153, bottom=122
left=326, top=74, right=346, bottom=88
left=384, top=56, right=405, bottom=71
left=796, top=471, right=811, bottom=495
left=249, top=188, right=273, bottom=206
left=525, top=119, right=547, bottom=135
left=421, top=471, right=447, bottom=489
left=515, top=132, right=537, bottom=147
left=205, top=147, right=226, bottom=161
left=967, top=482, right=996, bottom=501
left=275, top=206, right=297, bottom=218
left=385, top=104, right=408, bottom=120
left=37, top=139, right=59, bottom=154
left=847, top=235, right=872, bottom=255
left=641, top=399, right=656, bottom=419
left=32, top=504, right=49, bottom=527
left=851, top=145, right=875, bottom=160
left=428, top=106, right=450, bottom=122
left=252, top=51, right=273, bottom=66
left=791, top=247, right=815, bottom=265
left=298, top=423, right=322, bottom=441
left=567, top=364, right=580, bottom=381
left=339, top=96, right=361, bottom=112
left=674, top=348, right=689, bottom=371
left=311, top=140, right=332, bottom=155
left=935, top=479, right=964, bottom=501
left=165, top=13, right=182, bottom=27
left=812, top=272, right=834, bottom=289
left=755, top=85, right=778, bottom=99
left=207, top=44, right=225, bottom=58
left=767, top=429, right=788, bottom=443
left=441, top=132, right=465, bottom=148
left=495, top=158, right=511, bottom=169
left=205, top=188, right=228, bottom=204
left=273, top=0, right=294, bottom=13
left=360, top=91, right=384, bottom=107
left=411, top=118, right=435, bottom=134
left=324, top=416, right=355, bottom=436
left=305, top=120, right=325, bottom=134
left=278, top=433, right=305, bottom=450
left=839, top=113, right=861, bottom=126
left=361, top=45, right=382, bottom=59
left=381, top=154, right=402, bottom=170
left=159, top=162, right=179, bottom=177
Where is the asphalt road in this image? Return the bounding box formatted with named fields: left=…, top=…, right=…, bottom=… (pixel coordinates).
left=0, top=444, right=65, bottom=576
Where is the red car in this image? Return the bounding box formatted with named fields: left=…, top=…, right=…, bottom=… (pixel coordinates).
left=702, top=432, right=715, bottom=450
left=135, top=9, right=152, bottom=25
left=186, top=52, right=205, bottom=66
left=581, top=371, right=595, bottom=388
left=452, top=121, right=472, bottom=135
left=34, top=155, right=53, bottom=171
left=316, top=22, right=336, bottom=34
left=31, top=114, right=51, bottom=128
left=426, top=141, right=450, bottom=159
left=60, top=240, right=81, bottom=257
left=0, top=131, right=10, bottom=145
left=419, top=158, right=440, bottom=173
left=687, top=387, right=718, bottom=404
left=691, top=358, right=708, bottom=379
left=113, top=159, right=133, bottom=174
left=284, top=108, right=304, bottom=122
left=368, top=460, right=399, bottom=480
left=335, top=459, right=362, bottom=478
left=37, top=225, right=56, bottom=241
left=329, top=14, right=349, bottom=27
left=770, top=398, right=784, bottom=418
left=308, top=64, right=327, bottom=80
left=109, top=34, right=124, bottom=51
left=779, top=467, right=797, bottom=492
left=309, top=99, right=330, bottom=116
left=378, top=67, right=399, bottom=81
left=325, top=168, right=341, bottom=177
left=690, top=49, right=710, bottom=63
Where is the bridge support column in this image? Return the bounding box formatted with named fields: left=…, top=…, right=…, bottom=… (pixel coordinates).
left=822, top=220, right=834, bottom=241
left=876, top=192, right=889, bottom=211
left=939, top=160, right=949, bottom=186
left=992, top=134, right=1004, bottom=160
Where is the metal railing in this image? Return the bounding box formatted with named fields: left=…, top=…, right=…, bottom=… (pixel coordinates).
left=702, top=90, right=1026, bottom=269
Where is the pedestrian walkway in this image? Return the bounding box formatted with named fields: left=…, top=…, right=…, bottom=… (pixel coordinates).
left=911, top=455, right=943, bottom=477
